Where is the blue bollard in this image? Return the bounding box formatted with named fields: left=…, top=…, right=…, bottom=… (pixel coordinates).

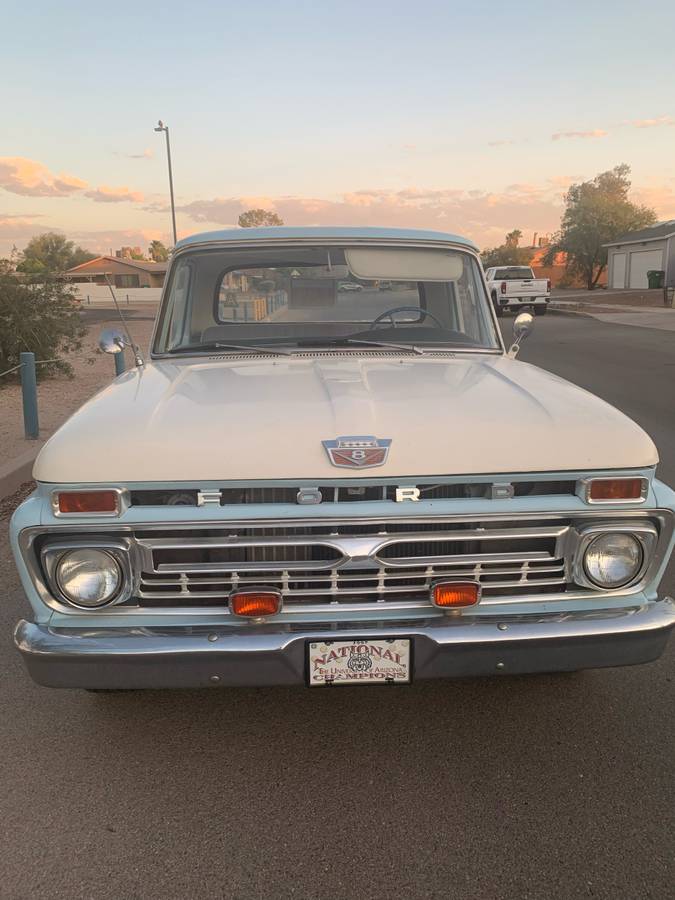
left=20, top=352, right=39, bottom=439
left=114, top=351, right=126, bottom=376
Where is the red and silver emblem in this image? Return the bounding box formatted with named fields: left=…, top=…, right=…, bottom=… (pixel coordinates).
left=322, top=435, right=392, bottom=469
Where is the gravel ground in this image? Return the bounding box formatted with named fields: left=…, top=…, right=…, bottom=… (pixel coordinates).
left=0, top=309, right=156, bottom=465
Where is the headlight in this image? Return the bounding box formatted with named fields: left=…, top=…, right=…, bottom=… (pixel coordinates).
left=56, top=548, right=121, bottom=607
left=583, top=532, right=643, bottom=588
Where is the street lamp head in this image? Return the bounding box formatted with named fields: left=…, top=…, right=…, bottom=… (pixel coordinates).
left=154, top=119, right=165, bottom=132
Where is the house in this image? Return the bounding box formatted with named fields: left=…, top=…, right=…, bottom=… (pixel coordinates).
left=66, top=255, right=167, bottom=288
left=604, top=221, right=675, bottom=289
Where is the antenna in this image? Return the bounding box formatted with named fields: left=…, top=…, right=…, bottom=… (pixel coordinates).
left=103, top=275, right=144, bottom=366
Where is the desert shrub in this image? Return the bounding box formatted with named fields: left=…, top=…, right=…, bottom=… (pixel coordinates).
left=0, top=271, right=86, bottom=381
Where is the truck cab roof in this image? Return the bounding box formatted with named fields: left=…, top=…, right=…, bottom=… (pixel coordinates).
left=175, top=226, right=479, bottom=252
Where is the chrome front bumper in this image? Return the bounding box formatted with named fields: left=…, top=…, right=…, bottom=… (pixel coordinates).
left=15, top=600, right=675, bottom=689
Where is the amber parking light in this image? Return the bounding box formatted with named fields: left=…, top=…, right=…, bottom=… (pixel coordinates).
left=230, top=590, right=282, bottom=618
left=431, top=581, right=481, bottom=609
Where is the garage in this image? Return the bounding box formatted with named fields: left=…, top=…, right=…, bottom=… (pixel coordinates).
left=605, top=221, right=675, bottom=290
left=628, top=249, right=664, bottom=288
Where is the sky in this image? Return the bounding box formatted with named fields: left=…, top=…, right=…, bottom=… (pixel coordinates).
left=1, top=0, right=674, bottom=255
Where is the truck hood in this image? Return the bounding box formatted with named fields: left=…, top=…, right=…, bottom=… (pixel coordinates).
left=34, top=354, right=658, bottom=483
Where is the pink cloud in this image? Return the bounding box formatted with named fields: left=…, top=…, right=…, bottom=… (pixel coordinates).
left=487, top=139, right=516, bottom=147
left=551, top=129, right=608, bottom=141
left=173, top=178, right=675, bottom=250
left=630, top=116, right=674, bottom=128
left=0, top=156, right=146, bottom=209
left=176, top=186, right=566, bottom=248
left=84, top=185, right=145, bottom=203
left=0, top=157, right=87, bottom=197
left=632, top=185, right=675, bottom=218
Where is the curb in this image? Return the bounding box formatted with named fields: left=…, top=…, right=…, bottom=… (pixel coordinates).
left=0, top=443, right=42, bottom=500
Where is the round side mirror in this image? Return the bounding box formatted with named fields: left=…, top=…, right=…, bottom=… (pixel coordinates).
left=508, top=312, right=534, bottom=358
left=512, top=312, right=534, bottom=342
left=99, top=327, right=127, bottom=354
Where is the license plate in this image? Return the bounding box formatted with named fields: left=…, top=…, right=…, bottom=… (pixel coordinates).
left=307, top=638, right=411, bottom=686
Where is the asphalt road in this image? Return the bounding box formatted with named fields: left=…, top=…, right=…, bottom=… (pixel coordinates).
left=1, top=313, right=673, bottom=900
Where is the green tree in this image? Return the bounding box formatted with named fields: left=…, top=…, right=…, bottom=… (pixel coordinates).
left=0, top=271, right=86, bottom=379
left=544, top=164, right=656, bottom=290
left=238, top=208, right=284, bottom=228
left=148, top=239, right=169, bottom=262
left=481, top=230, right=533, bottom=268
left=17, top=232, right=95, bottom=275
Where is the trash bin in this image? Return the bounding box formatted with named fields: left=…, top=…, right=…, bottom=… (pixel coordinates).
left=647, top=270, right=665, bottom=289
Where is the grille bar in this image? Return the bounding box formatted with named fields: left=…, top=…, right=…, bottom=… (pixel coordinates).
left=131, top=517, right=571, bottom=611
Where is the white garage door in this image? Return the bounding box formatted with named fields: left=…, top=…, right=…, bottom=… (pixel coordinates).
left=629, top=249, right=663, bottom=288
left=611, top=253, right=626, bottom=288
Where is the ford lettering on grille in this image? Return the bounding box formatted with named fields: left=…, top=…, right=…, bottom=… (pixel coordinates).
left=322, top=435, right=392, bottom=469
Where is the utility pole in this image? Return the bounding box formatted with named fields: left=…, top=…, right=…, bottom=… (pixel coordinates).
left=154, top=120, right=177, bottom=246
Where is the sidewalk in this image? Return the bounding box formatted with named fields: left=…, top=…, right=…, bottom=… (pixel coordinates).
left=551, top=287, right=666, bottom=307
left=550, top=298, right=675, bottom=331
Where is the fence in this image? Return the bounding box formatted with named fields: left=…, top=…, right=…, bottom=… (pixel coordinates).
left=72, top=285, right=162, bottom=306
left=0, top=350, right=124, bottom=440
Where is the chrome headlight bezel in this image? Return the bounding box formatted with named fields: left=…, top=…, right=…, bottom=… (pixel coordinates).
left=40, top=539, right=134, bottom=609
left=573, top=523, right=657, bottom=591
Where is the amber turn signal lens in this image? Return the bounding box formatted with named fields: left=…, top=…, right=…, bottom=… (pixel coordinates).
left=432, top=581, right=481, bottom=609
left=230, top=590, right=282, bottom=618
left=57, top=490, right=119, bottom=514
left=588, top=478, right=644, bottom=502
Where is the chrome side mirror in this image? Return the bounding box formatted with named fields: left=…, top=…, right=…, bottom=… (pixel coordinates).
left=508, top=312, right=534, bottom=358
left=99, top=328, right=128, bottom=354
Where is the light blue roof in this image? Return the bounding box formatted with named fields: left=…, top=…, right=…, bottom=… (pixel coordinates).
left=175, top=226, right=478, bottom=252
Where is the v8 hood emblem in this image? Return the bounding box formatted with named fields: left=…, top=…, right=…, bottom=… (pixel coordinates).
left=322, top=435, right=392, bottom=469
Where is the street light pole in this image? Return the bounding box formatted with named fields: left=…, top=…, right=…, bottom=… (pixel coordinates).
left=154, top=120, right=177, bottom=246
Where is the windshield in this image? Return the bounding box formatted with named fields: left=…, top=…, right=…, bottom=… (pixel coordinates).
left=154, top=244, right=500, bottom=354
left=494, top=267, right=534, bottom=280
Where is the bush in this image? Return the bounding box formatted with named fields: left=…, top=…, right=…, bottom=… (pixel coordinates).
left=0, top=271, right=86, bottom=381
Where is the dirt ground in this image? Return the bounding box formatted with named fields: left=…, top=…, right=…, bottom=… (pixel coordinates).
left=0, top=308, right=157, bottom=467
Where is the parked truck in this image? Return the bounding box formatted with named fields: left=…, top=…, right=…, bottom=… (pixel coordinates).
left=484, top=265, right=550, bottom=316
left=10, top=227, right=675, bottom=690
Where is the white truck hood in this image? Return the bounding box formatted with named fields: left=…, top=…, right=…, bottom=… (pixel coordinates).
left=34, top=354, right=657, bottom=483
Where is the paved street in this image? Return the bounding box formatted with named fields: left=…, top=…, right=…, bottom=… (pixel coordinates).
left=1, top=314, right=674, bottom=900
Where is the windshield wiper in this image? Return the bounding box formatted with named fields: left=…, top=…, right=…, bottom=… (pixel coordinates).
left=297, top=337, right=426, bottom=355
left=168, top=342, right=294, bottom=356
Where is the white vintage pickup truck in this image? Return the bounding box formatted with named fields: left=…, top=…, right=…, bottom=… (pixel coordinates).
left=484, top=265, right=550, bottom=316
left=11, top=227, right=675, bottom=689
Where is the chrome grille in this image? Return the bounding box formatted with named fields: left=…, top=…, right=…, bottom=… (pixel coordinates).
left=134, top=519, right=570, bottom=611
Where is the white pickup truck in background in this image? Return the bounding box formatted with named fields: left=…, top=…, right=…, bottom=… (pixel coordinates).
left=484, top=266, right=551, bottom=316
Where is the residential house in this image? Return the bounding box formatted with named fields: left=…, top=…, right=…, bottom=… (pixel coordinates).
left=66, top=256, right=167, bottom=288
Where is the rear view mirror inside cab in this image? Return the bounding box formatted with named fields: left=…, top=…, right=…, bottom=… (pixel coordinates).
left=345, top=248, right=464, bottom=282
